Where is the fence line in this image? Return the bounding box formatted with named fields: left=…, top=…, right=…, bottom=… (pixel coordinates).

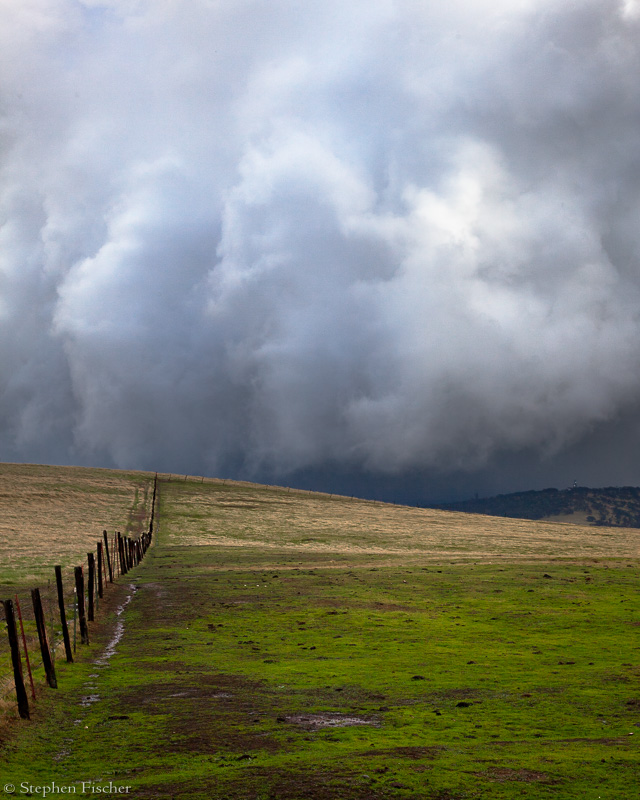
left=0, top=473, right=158, bottom=719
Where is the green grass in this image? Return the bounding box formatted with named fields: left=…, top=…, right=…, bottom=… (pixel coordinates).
left=0, top=476, right=639, bottom=799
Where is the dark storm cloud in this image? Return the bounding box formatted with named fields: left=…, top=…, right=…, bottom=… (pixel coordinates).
left=2, top=0, right=640, bottom=495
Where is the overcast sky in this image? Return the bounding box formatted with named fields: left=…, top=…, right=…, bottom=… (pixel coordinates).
left=2, top=0, right=640, bottom=502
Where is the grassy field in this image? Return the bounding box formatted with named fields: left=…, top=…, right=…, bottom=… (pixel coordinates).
left=0, top=464, right=155, bottom=716
left=0, top=463, right=154, bottom=591
left=160, top=479, right=640, bottom=560
left=0, top=474, right=639, bottom=799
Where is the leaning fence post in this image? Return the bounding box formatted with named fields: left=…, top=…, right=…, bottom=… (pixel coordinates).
left=87, top=553, right=95, bottom=622
left=73, top=588, right=77, bottom=652
left=74, top=567, right=89, bottom=645
left=14, top=595, right=36, bottom=701
left=47, top=580, right=54, bottom=665
left=31, top=588, right=57, bottom=689
left=2, top=599, right=30, bottom=719
left=54, top=566, right=73, bottom=663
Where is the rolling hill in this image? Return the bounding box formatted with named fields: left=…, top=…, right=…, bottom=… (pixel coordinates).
left=1, top=466, right=639, bottom=798
left=433, top=485, right=640, bottom=527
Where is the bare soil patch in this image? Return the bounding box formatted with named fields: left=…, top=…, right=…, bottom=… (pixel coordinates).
left=476, top=767, right=559, bottom=783
left=281, top=713, right=378, bottom=729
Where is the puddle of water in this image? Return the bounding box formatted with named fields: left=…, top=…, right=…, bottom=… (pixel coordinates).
left=72, top=585, right=138, bottom=721
left=80, top=694, right=100, bottom=708
left=54, top=737, right=75, bottom=761
left=284, top=714, right=378, bottom=729
left=95, top=583, right=137, bottom=667
left=56, top=584, right=143, bottom=763
left=167, top=690, right=233, bottom=699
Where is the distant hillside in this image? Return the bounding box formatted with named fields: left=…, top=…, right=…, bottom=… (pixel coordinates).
left=434, top=486, right=640, bottom=528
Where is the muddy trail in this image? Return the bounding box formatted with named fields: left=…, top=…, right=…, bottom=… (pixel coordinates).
left=1, top=530, right=638, bottom=800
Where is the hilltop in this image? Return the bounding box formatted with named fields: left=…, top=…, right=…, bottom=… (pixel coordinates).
left=433, top=485, right=640, bottom=527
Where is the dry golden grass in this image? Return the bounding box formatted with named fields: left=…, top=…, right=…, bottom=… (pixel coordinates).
left=0, top=463, right=154, bottom=705
left=0, top=462, right=154, bottom=588
left=160, top=478, right=640, bottom=562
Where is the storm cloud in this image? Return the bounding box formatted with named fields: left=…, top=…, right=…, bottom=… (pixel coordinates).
left=2, top=0, right=640, bottom=500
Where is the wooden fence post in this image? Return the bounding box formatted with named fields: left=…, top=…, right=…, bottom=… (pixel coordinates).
left=31, top=588, right=57, bottom=689
left=14, top=595, right=36, bottom=700
left=72, top=588, right=77, bottom=652
left=149, top=473, right=157, bottom=539
left=102, top=543, right=108, bottom=585
left=87, top=553, right=95, bottom=622
left=103, top=530, right=113, bottom=583
left=2, top=599, right=30, bottom=719
left=74, top=567, right=89, bottom=645
left=54, top=566, right=73, bottom=663
left=94, top=552, right=99, bottom=613
left=47, top=579, right=54, bottom=664
left=118, top=533, right=127, bottom=575
left=97, top=543, right=104, bottom=599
